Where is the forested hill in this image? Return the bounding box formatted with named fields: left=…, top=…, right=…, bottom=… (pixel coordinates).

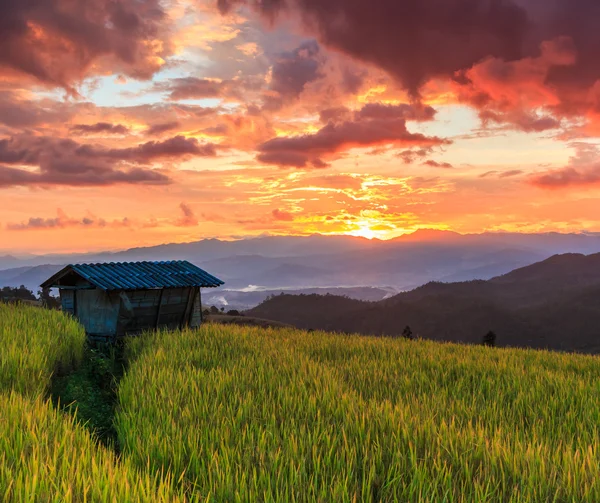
left=248, top=253, right=600, bottom=353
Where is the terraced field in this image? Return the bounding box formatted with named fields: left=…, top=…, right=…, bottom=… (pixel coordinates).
left=3, top=303, right=600, bottom=502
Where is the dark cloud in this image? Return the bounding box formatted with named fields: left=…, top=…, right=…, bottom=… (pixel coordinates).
left=530, top=166, right=600, bottom=188
left=0, top=0, right=172, bottom=91
left=423, top=160, right=453, bottom=169
left=219, top=0, right=600, bottom=132
left=264, top=40, right=323, bottom=109
left=219, top=0, right=529, bottom=96
left=319, top=107, right=351, bottom=124
left=6, top=209, right=111, bottom=230
left=159, top=78, right=226, bottom=101
left=79, top=136, right=218, bottom=163
left=257, top=103, right=447, bottom=168
left=70, top=123, right=130, bottom=135
left=0, top=163, right=169, bottom=188
left=0, top=134, right=217, bottom=188
left=397, top=147, right=435, bottom=164
left=358, top=103, right=436, bottom=122
left=145, top=122, right=181, bottom=136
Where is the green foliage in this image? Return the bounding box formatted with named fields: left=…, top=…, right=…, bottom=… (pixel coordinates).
left=0, top=285, right=37, bottom=303
left=117, top=325, right=600, bottom=502
left=483, top=330, right=497, bottom=347
left=50, top=344, right=125, bottom=447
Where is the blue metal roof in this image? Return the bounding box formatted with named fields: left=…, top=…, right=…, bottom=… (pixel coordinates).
left=41, top=260, right=224, bottom=291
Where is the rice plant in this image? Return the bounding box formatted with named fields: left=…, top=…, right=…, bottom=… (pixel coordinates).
left=0, top=303, right=85, bottom=397
left=0, top=304, right=186, bottom=502
left=117, top=325, right=600, bottom=502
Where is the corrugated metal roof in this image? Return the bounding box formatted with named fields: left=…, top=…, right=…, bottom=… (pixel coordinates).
left=41, top=260, right=224, bottom=291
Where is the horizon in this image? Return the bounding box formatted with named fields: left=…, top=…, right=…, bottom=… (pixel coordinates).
left=3, top=228, right=600, bottom=258
left=2, top=1, right=600, bottom=254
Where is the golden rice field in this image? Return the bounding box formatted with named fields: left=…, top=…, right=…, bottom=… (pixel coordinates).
left=0, top=304, right=185, bottom=503
left=118, top=325, right=600, bottom=502
left=3, top=303, right=600, bottom=502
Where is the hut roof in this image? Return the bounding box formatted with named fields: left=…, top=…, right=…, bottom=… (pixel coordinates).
left=40, top=260, right=224, bottom=291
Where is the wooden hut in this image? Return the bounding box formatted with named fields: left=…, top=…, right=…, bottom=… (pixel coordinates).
left=40, top=261, right=224, bottom=340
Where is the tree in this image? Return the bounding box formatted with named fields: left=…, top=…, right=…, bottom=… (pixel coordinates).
left=210, top=306, right=220, bottom=314
left=402, top=325, right=414, bottom=340
left=483, top=331, right=497, bottom=347
left=38, top=288, right=61, bottom=309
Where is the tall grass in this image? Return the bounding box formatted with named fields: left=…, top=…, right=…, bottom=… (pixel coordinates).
left=0, top=391, right=184, bottom=503
left=118, top=325, right=600, bottom=502
left=0, top=303, right=85, bottom=396
left=0, top=303, right=185, bottom=502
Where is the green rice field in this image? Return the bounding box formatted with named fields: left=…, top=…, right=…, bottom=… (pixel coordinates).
left=3, top=303, right=600, bottom=501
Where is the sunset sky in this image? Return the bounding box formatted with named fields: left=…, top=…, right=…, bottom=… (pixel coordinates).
left=2, top=0, right=600, bottom=254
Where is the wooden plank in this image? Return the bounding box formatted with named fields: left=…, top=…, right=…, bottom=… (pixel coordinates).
left=154, top=289, right=164, bottom=329
left=180, top=288, right=195, bottom=329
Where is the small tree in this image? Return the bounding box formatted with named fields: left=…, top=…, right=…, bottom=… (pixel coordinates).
left=402, top=325, right=414, bottom=340
left=483, top=330, right=497, bottom=347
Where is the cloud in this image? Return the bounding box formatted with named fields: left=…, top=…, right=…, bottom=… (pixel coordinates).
left=499, top=169, right=524, bottom=178
left=159, top=78, right=227, bottom=101
left=218, top=0, right=529, bottom=96
left=530, top=143, right=600, bottom=188
left=70, top=123, right=130, bottom=135
left=272, top=208, right=294, bottom=221
left=145, top=122, right=181, bottom=136
left=219, top=1, right=600, bottom=134
left=257, top=103, right=447, bottom=168
left=0, top=0, right=173, bottom=92
left=264, top=40, right=324, bottom=109
left=6, top=209, right=127, bottom=231
left=423, top=160, right=453, bottom=169
left=176, top=203, right=199, bottom=227
left=0, top=134, right=217, bottom=188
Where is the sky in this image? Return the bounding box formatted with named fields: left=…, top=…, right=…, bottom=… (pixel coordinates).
left=2, top=0, right=600, bottom=254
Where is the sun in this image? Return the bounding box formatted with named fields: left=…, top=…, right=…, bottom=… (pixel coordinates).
left=348, top=221, right=380, bottom=240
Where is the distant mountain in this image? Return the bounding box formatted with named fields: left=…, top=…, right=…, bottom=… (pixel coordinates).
left=203, top=286, right=396, bottom=311
left=2, top=232, right=600, bottom=301
left=248, top=252, right=600, bottom=354
left=0, top=264, right=63, bottom=293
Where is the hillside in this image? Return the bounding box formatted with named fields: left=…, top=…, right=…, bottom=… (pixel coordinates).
left=5, top=304, right=600, bottom=500
left=249, top=252, right=600, bottom=353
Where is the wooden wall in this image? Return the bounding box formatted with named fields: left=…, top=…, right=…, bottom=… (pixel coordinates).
left=76, top=290, right=120, bottom=337
left=60, top=287, right=204, bottom=338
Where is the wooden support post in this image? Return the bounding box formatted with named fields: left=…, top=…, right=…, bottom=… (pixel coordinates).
left=154, top=289, right=164, bottom=329
left=180, top=288, right=195, bottom=329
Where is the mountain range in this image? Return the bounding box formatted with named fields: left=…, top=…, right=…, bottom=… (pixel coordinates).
left=248, top=252, right=600, bottom=354
left=2, top=230, right=600, bottom=309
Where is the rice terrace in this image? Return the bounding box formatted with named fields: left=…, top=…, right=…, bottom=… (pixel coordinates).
left=2, top=301, right=600, bottom=502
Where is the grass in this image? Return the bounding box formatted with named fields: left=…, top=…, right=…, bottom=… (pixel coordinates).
left=0, top=303, right=185, bottom=502
left=0, top=303, right=85, bottom=397
left=117, top=325, right=600, bottom=502
left=4, top=302, right=600, bottom=501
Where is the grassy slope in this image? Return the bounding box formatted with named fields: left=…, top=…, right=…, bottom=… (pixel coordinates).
left=117, top=324, right=600, bottom=502
left=0, top=304, right=184, bottom=503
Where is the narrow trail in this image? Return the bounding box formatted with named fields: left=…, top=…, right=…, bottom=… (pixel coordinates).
left=49, top=342, right=127, bottom=454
